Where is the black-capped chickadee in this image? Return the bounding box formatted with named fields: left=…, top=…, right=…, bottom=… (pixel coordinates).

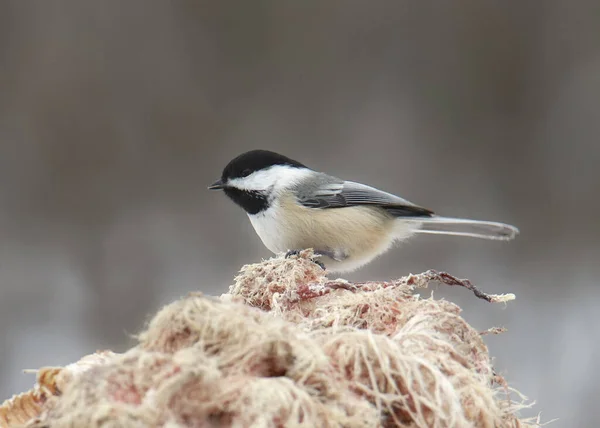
left=209, top=150, right=518, bottom=272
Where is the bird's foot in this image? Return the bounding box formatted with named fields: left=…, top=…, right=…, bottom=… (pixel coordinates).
left=285, top=249, right=301, bottom=258
left=285, top=249, right=326, bottom=270
left=311, top=259, right=326, bottom=270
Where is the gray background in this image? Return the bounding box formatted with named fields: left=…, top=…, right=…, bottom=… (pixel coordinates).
left=1, top=2, right=598, bottom=426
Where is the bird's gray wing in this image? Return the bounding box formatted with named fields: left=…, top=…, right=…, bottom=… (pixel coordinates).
left=296, top=176, right=433, bottom=217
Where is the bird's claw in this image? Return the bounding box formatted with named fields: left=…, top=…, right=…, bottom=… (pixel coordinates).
left=312, top=259, right=326, bottom=270
left=284, top=249, right=326, bottom=270
left=285, top=249, right=301, bottom=258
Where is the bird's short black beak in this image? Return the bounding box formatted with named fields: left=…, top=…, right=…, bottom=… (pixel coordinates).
left=208, top=179, right=225, bottom=190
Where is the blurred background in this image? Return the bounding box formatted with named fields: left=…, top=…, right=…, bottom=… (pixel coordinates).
left=0, top=1, right=598, bottom=425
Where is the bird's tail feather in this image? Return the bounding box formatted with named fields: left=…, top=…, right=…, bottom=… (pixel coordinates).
left=406, top=216, right=519, bottom=241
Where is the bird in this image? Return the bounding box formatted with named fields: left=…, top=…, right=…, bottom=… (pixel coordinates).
left=208, top=149, right=518, bottom=273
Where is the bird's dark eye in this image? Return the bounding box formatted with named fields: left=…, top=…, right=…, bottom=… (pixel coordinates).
left=240, top=169, right=252, bottom=177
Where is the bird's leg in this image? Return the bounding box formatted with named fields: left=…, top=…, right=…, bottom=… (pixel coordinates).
left=312, top=249, right=348, bottom=270
left=310, top=258, right=326, bottom=270
left=314, top=249, right=348, bottom=262
left=284, top=249, right=326, bottom=270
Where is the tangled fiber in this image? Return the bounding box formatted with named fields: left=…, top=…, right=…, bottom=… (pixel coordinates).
left=0, top=250, right=539, bottom=427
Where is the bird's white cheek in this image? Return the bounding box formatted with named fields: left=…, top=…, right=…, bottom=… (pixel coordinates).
left=229, top=166, right=313, bottom=192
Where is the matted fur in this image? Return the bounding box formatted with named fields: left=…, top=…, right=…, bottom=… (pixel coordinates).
left=0, top=251, right=539, bottom=428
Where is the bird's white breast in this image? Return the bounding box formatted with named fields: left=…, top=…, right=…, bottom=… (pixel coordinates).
left=247, top=205, right=289, bottom=254
left=245, top=194, right=420, bottom=273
